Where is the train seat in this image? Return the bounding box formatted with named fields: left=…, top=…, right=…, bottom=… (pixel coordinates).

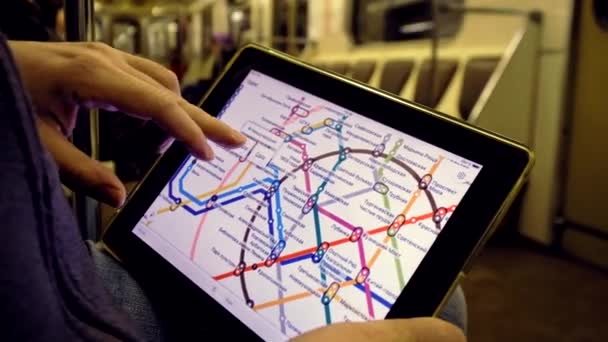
left=350, top=60, right=376, bottom=83
left=326, top=62, right=350, bottom=75
left=306, top=26, right=531, bottom=132
left=377, top=59, right=415, bottom=95
left=458, top=57, right=500, bottom=120
left=414, top=59, right=458, bottom=108
left=315, top=62, right=327, bottom=70
left=309, top=51, right=501, bottom=121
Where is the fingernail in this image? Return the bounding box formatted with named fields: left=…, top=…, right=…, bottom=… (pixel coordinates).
left=232, top=130, right=247, bottom=145
left=114, top=191, right=126, bottom=208
left=101, top=186, right=126, bottom=208
left=202, top=142, right=215, bottom=160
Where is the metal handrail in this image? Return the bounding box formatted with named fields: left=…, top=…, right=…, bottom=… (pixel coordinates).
left=65, top=0, right=100, bottom=240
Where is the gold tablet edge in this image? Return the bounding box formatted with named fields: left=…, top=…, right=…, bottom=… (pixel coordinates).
left=431, top=156, right=535, bottom=319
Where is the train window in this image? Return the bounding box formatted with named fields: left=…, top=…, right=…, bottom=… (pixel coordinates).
left=147, top=17, right=180, bottom=65
left=228, top=1, right=252, bottom=46
left=94, top=17, right=103, bottom=42
left=201, top=6, right=213, bottom=58
left=111, top=18, right=140, bottom=55
left=272, top=0, right=308, bottom=55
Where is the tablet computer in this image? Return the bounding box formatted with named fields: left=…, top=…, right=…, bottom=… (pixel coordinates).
left=102, top=44, right=533, bottom=341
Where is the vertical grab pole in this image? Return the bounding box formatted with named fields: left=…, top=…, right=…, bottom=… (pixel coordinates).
left=429, top=0, right=440, bottom=107
left=64, top=0, right=100, bottom=240
left=287, top=0, right=297, bottom=55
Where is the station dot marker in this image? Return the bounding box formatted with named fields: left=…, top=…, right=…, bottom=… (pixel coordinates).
left=246, top=300, right=255, bottom=308
left=211, top=195, right=218, bottom=202
left=252, top=264, right=258, bottom=270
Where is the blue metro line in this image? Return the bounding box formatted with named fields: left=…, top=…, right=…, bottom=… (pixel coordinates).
left=177, top=160, right=274, bottom=207
left=268, top=164, right=284, bottom=241
left=345, top=276, right=392, bottom=309
left=180, top=188, right=266, bottom=216
left=178, top=186, right=275, bottom=240
left=168, top=157, right=190, bottom=203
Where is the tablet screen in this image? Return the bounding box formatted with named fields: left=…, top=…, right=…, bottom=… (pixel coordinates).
left=132, top=70, right=482, bottom=341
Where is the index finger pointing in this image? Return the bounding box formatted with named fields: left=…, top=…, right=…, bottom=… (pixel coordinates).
left=71, top=58, right=213, bottom=160
left=117, top=56, right=246, bottom=148
left=182, top=101, right=247, bottom=147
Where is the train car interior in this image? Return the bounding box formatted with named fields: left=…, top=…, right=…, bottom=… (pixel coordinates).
left=2, top=0, right=607, bottom=341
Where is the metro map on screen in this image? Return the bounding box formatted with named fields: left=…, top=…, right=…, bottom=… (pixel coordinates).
left=133, top=70, right=482, bottom=341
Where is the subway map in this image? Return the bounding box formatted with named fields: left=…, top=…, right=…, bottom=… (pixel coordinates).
left=133, top=70, right=482, bottom=340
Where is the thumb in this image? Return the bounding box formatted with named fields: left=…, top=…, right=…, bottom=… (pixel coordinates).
left=37, top=119, right=127, bottom=208
left=291, top=317, right=465, bottom=342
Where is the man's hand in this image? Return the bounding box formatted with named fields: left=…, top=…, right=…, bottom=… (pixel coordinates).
left=292, top=318, right=466, bottom=342
left=8, top=41, right=246, bottom=207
